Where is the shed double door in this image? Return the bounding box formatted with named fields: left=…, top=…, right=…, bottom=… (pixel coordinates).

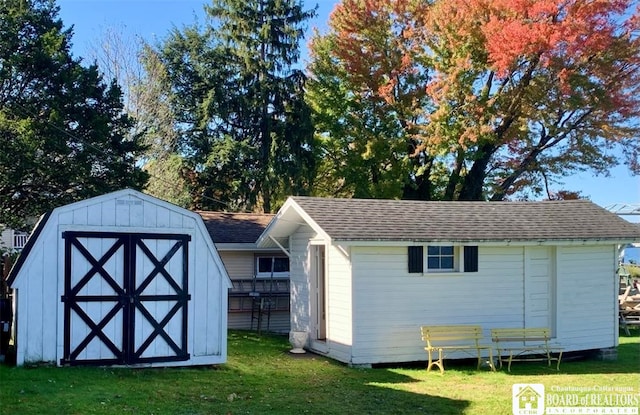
left=61, top=232, right=190, bottom=366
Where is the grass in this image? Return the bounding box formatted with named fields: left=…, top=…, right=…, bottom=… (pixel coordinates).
left=1, top=330, right=638, bottom=415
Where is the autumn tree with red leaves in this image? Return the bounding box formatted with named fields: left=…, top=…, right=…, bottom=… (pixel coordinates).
left=307, top=0, right=640, bottom=200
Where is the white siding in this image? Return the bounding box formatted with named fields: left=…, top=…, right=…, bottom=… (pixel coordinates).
left=344, top=243, right=619, bottom=365
left=0, top=228, right=28, bottom=250
left=288, top=229, right=354, bottom=361
left=324, top=244, right=353, bottom=362
left=219, top=251, right=255, bottom=278
left=227, top=311, right=290, bottom=333
left=10, top=190, right=229, bottom=367
left=289, top=225, right=316, bottom=333
left=555, top=245, right=617, bottom=352
left=222, top=250, right=257, bottom=331
left=192, top=228, right=226, bottom=359
left=13, top=219, right=60, bottom=364
left=350, top=245, right=525, bottom=365
left=1, top=228, right=12, bottom=249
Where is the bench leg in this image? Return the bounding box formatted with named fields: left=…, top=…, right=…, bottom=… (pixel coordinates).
left=476, top=349, right=496, bottom=371
left=546, top=351, right=563, bottom=371
left=507, top=353, right=514, bottom=372
left=620, top=315, right=631, bottom=336
left=426, top=349, right=445, bottom=374
left=495, top=350, right=504, bottom=369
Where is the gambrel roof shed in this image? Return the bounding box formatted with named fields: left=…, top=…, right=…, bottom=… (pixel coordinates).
left=8, top=189, right=231, bottom=367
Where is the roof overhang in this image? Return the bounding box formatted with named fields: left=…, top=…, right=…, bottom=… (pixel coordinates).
left=329, top=238, right=638, bottom=247
left=214, top=242, right=284, bottom=252
left=256, top=197, right=331, bottom=249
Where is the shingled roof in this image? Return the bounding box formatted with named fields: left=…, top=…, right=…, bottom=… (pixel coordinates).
left=286, top=197, right=640, bottom=242
left=198, top=211, right=274, bottom=244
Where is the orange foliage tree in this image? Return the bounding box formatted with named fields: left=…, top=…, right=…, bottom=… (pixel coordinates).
left=308, top=0, right=640, bottom=200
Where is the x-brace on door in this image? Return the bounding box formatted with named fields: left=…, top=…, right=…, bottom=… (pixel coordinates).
left=61, top=231, right=191, bottom=366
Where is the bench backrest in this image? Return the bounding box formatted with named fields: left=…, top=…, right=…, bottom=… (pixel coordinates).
left=491, top=328, right=551, bottom=343
left=420, top=325, right=484, bottom=348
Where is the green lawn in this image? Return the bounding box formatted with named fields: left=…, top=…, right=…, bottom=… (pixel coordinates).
left=1, top=330, right=638, bottom=414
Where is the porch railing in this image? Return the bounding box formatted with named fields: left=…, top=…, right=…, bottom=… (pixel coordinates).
left=13, top=234, right=28, bottom=250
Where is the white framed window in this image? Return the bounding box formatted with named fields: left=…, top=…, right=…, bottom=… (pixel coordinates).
left=427, top=246, right=456, bottom=271
left=255, top=255, right=290, bottom=277
left=407, top=245, right=478, bottom=274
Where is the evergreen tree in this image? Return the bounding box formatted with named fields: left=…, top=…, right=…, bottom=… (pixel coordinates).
left=0, top=0, right=147, bottom=228
left=157, top=0, right=316, bottom=212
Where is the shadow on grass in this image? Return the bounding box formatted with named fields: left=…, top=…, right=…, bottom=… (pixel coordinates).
left=293, top=364, right=470, bottom=414
left=225, top=330, right=470, bottom=414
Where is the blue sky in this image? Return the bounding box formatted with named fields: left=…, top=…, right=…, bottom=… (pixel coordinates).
left=56, top=0, right=639, bottom=216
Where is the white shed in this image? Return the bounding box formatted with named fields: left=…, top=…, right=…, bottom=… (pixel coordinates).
left=257, top=197, right=640, bottom=366
left=7, top=189, right=231, bottom=367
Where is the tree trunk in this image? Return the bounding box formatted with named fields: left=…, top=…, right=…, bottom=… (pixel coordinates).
left=443, top=149, right=465, bottom=200
left=458, top=143, right=496, bottom=200
left=402, top=157, right=433, bottom=200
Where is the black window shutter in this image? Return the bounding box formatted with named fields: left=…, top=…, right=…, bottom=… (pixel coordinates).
left=464, top=246, right=478, bottom=272
left=408, top=246, right=423, bottom=273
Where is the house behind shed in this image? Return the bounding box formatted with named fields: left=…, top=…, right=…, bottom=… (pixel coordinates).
left=257, top=197, right=640, bottom=366
left=7, top=189, right=231, bottom=367
left=198, top=211, right=290, bottom=333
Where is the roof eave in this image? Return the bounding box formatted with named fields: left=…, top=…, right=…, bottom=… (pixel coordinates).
left=330, top=237, right=638, bottom=247
left=215, top=242, right=284, bottom=251
left=6, top=211, right=52, bottom=287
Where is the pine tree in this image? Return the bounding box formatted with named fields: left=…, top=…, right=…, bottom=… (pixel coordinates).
left=157, top=0, right=316, bottom=212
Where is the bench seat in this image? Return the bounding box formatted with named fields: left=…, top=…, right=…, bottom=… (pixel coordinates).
left=491, top=328, right=563, bottom=372
left=420, top=325, right=495, bottom=374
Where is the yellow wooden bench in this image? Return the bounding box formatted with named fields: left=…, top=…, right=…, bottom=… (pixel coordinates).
left=420, top=325, right=495, bottom=374
left=491, top=328, right=563, bottom=372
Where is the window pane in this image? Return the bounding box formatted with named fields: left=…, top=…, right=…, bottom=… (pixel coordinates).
left=441, top=246, right=454, bottom=255
left=427, top=257, right=440, bottom=269
left=258, top=257, right=289, bottom=274
left=258, top=258, right=272, bottom=273
left=428, top=246, right=440, bottom=255
left=441, top=257, right=454, bottom=269
left=273, top=257, right=289, bottom=272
